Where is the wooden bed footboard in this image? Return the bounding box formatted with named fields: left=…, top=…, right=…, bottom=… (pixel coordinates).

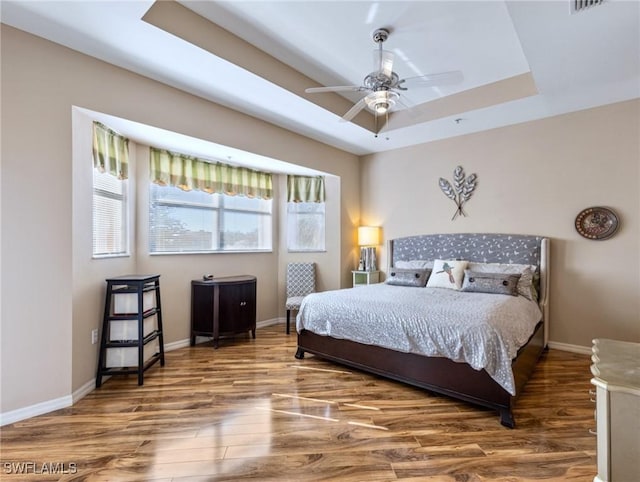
left=295, top=321, right=545, bottom=428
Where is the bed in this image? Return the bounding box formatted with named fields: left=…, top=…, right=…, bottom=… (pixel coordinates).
left=295, top=233, right=550, bottom=428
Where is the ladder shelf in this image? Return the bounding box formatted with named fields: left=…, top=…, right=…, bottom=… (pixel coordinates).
left=96, top=274, right=165, bottom=387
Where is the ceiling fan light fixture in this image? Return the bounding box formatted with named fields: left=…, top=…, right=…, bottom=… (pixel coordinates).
left=365, top=90, right=399, bottom=115
left=375, top=102, right=389, bottom=114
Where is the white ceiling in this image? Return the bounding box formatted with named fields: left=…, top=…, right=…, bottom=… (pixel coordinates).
left=2, top=0, right=639, bottom=162
left=191, top=1, right=532, bottom=105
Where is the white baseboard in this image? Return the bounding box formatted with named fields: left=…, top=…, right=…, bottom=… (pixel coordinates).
left=165, top=338, right=191, bottom=351
left=1, top=394, right=72, bottom=427
left=72, top=378, right=97, bottom=404
left=547, top=341, right=591, bottom=355
left=257, top=317, right=283, bottom=328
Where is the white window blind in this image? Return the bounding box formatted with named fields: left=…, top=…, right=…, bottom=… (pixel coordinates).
left=149, top=183, right=272, bottom=253
left=93, top=169, right=128, bottom=256
left=287, top=201, right=326, bottom=252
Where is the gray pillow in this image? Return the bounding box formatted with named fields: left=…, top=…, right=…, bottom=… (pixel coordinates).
left=466, top=262, right=537, bottom=300
left=461, top=270, right=521, bottom=296
left=385, top=268, right=431, bottom=287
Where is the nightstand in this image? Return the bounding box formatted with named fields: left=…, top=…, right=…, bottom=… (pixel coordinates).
left=352, top=270, right=380, bottom=287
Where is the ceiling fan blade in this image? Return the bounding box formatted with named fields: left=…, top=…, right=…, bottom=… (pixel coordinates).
left=395, top=93, right=415, bottom=110
left=401, top=70, right=464, bottom=88
left=394, top=93, right=421, bottom=119
left=305, top=85, right=363, bottom=94
left=340, top=96, right=368, bottom=122
left=373, top=49, right=395, bottom=78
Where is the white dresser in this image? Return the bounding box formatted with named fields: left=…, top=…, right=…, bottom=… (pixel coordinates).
left=590, top=338, right=640, bottom=482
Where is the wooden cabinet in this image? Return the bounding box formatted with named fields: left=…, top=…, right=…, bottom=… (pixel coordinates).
left=591, top=338, right=640, bottom=482
left=191, top=275, right=256, bottom=348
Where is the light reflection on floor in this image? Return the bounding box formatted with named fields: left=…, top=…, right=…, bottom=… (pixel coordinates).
left=149, top=397, right=273, bottom=478
left=147, top=367, right=390, bottom=479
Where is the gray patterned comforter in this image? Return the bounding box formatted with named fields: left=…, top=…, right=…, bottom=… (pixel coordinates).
left=296, top=284, right=542, bottom=395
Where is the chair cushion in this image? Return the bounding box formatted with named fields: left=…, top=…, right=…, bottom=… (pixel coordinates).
left=287, top=263, right=316, bottom=297
left=286, top=296, right=306, bottom=310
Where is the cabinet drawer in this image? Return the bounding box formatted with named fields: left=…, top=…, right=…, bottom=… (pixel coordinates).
left=106, top=339, right=159, bottom=368
left=113, top=291, right=155, bottom=314
left=109, top=315, right=157, bottom=341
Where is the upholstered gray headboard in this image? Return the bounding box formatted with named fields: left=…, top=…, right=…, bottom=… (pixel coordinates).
left=390, top=233, right=543, bottom=267
left=388, top=233, right=550, bottom=345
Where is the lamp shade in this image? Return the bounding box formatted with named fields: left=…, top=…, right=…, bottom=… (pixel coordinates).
left=358, top=226, right=380, bottom=246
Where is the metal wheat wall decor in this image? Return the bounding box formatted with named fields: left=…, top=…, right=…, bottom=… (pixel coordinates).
left=439, top=166, right=478, bottom=220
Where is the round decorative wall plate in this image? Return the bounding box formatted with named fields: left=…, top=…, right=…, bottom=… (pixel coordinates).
left=575, top=207, right=619, bottom=240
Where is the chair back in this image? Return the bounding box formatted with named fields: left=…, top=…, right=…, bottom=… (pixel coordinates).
left=286, top=263, right=316, bottom=298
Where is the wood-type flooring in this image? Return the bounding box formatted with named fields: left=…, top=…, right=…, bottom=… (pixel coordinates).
left=1, top=324, right=597, bottom=481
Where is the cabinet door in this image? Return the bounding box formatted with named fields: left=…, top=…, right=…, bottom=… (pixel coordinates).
left=237, top=281, right=256, bottom=331
left=610, top=390, right=640, bottom=481
left=595, top=385, right=610, bottom=481
left=218, top=282, right=256, bottom=333
left=191, top=284, right=214, bottom=333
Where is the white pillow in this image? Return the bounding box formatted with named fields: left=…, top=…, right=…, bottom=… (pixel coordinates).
left=427, top=259, right=468, bottom=290
left=395, top=259, right=434, bottom=270
left=466, top=262, right=538, bottom=301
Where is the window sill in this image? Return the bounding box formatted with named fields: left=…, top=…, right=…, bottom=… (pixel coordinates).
left=149, top=250, right=273, bottom=256
left=92, top=253, right=131, bottom=260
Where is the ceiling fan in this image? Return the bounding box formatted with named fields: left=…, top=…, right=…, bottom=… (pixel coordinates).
left=305, top=28, right=463, bottom=124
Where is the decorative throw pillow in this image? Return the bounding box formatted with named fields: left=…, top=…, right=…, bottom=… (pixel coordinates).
left=519, top=267, right=538, bottom=301
left=385, top=268, right=430, bottom=287
left=426, top=259, right=468, bottom=290
left=461, top=270, right=521, bottom=296
left=466, top=262, right=538, bottom=301
left=395, top=259, right=434, bottom=270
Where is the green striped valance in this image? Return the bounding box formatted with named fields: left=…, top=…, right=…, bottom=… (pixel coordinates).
left=287, top=175, right=325, bottom=203
left=92, top=122, right=129, bottom=179
left=150, top=148, right=273, bottom=200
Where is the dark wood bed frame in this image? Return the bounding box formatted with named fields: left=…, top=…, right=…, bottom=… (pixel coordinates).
left=295, top=233, right=550, bottom=428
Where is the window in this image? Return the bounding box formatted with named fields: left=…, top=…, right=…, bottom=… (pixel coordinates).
left=93, top=169, right=129, bottom=256
left=148, top=147, right=273, bottom=253
left=286, top=174, right=326, bottom=252
left=149, top=184, right=272, bottom=253
left=92, top=122, right=129, bottom=257
left=287, top=202, right=325, bottom=251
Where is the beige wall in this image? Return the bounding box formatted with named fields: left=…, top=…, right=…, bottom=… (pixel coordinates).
left=1, top=25, right=359, bottom=418
left=361, top=100, right=640, bottom=347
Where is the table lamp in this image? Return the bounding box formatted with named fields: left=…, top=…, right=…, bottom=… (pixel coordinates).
left=358, top=226, right=380, bottom=271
